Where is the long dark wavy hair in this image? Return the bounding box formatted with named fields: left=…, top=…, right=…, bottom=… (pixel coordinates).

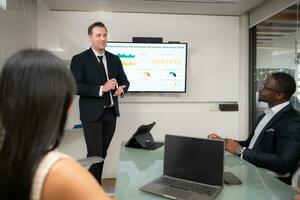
left=0, top=49, right=76, bottom=199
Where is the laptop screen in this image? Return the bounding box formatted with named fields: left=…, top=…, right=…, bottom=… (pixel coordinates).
left=164, top=135, right=224, bottom=187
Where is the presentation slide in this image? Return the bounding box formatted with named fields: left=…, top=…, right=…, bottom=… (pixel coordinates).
left=106, top=42, right=187, bottom=92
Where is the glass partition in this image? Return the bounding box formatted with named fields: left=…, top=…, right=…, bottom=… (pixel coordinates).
left=253, top=2, right=300, bottom=122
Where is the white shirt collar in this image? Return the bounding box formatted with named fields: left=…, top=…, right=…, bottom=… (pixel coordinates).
left=91, top=47, right=105, bottom=57
left=264, top=101, right=289, bottom=115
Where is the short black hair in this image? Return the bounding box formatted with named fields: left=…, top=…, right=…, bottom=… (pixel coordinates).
left=272, top=72, right=296, bottom=99
left=88, top=21, right=107, bottom=35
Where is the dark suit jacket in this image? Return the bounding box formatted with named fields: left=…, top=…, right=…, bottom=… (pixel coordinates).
left=70, top=48, right=129, bottom=122
left=238, top=104, right=300, bottom=176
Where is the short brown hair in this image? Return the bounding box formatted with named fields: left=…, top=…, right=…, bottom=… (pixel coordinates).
left=88, top=22, right=107, bottom=35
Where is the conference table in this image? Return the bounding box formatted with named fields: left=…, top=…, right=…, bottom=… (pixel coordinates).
left=115, top=143, right=298, bottom=200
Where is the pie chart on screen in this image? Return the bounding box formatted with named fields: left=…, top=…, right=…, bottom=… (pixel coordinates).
left=169, top=72, right=176, bottom=77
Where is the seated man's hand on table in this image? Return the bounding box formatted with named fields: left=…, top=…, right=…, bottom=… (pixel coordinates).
left=208, top=133, right=241, bottom=155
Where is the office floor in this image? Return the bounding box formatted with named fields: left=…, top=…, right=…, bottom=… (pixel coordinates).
left=102, top=178, right=116, bottom=200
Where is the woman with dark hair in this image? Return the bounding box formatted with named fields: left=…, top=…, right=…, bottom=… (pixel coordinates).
left=0, top=49, right=110, bottom=200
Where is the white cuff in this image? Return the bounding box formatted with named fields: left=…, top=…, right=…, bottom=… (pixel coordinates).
left=99, top=86, right=103, bottom=96
left=240, top=147, right=246, bottom=159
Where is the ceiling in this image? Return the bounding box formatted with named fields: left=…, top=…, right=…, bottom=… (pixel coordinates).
left=257, top=3, right=300, bottom=48
left=42, top=0, right=299, bottom=48
left=42, top=0, right=268, bottom=16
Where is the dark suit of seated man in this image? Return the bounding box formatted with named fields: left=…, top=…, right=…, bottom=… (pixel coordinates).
left=209, top=72, right=300, bottom=184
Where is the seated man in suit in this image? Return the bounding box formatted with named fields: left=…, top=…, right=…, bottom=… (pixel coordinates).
left=209, top=72, right=300, bottom=184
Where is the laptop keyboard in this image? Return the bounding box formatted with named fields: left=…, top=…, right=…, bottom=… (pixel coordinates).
left=156, top=177, right=217, bottom=196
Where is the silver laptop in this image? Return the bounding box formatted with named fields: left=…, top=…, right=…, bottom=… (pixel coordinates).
left=140, top=134, right=224, bottom=200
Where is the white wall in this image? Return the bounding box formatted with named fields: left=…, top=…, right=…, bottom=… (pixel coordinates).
left=0, top=0, right=37, bottom=67
left=238, top=14, right=249, bottom=140
left=37, top=1, right=249, bottom=178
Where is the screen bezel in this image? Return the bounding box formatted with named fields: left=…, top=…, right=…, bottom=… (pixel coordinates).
left=164, top=135, right=224, bottom=187
left=106, top=41, right=188, bottom=93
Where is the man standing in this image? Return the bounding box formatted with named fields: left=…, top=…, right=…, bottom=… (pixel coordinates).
left=209, top=72, right=300, bottom=184
left=70, top=22, right=129, bottom=184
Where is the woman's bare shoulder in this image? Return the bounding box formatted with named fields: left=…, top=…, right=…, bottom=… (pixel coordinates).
left=41, top=158, right=110, bottom=200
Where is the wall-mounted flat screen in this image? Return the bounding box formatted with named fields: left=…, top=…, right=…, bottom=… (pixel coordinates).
left=106, top=42, right=187, bottom=93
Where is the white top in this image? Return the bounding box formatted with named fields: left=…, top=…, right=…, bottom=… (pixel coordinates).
left=248, top=101, right=289, bottom=149
left=30, top=151, right=70, bottom=200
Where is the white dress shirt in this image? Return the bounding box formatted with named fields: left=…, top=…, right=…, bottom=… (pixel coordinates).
left=248, top=101, right=290, bottom=149
left=91, top=48, right=114, bottom=107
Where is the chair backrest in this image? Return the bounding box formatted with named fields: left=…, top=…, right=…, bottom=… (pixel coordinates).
left=292, top=161, right=300, bottom=189
left=77, top=156, right=103, bottom=170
